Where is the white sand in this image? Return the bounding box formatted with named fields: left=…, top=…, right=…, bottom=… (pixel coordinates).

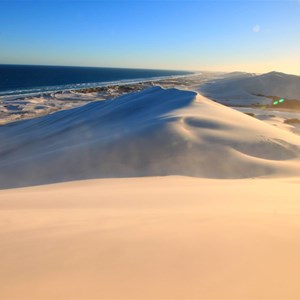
left=1, top=176, right=300, bottom=299
left=0, top=91, right=109, bottom=125
left=234, top=106, right=300, bottom=135
left=1, top=87, right=300, bottom=189
left=199, top=71, right=300, bottom=105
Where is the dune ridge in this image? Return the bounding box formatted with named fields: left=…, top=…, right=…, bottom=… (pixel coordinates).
left=0, top=86, right=300, bottom=189
left=199, top=71, right=300, bottom=105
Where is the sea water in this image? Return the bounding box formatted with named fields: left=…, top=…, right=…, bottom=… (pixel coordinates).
left=0, top=64, right=193, bottom=98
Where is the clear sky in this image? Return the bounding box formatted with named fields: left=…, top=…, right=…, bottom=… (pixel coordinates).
left=0, top=0, right=300, bottom=74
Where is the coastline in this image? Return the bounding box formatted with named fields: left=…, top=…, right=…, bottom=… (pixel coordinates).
left=0, top=70, right=199, bottom=99
left=0, top=72, right=211, bottom=125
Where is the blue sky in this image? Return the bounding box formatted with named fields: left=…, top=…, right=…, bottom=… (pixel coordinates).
left=0, top=0, right=300, bottom=74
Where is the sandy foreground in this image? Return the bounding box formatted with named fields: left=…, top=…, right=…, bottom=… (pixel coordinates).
left=1, top=176, right=300, bottom=299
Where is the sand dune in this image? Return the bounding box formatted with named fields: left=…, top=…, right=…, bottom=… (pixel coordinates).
left=1, top=176, right=300, bottom=299
left=1, top=87, right=300, bottom=299
left=234, top=106, right=300, bottom=136
left=0, top=87, right=300, bottom=188
left=199, top=71, right=300, bottom=105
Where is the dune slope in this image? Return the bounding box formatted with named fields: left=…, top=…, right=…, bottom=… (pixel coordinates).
left=0, top=87, right=300, bottom=188
left=199, top=71, right=300, bottom=105
left=1, top=176, right=300, bottom=299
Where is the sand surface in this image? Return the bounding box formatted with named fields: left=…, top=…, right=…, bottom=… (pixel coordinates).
left=199, top=71, right=300, bottom=106
left=1, top=176, right=300, bottom=299
left=1, top=87, right=300, bottom=189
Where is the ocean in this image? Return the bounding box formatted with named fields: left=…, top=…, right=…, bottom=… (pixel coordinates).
left=0, top=64, right=193, bottom=97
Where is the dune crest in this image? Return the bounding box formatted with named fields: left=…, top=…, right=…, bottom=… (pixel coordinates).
left=0, top=87, right=300, bottom=188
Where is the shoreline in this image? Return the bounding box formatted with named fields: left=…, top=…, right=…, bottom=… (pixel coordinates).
left=0, top=72, right=213, bottom=125
left=0, top=72, right=199, bottom=100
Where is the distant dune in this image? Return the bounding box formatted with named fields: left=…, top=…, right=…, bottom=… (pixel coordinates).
left=0, top=87, right=300, bottom=189
left=199, top=71, right=300, bottom=106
